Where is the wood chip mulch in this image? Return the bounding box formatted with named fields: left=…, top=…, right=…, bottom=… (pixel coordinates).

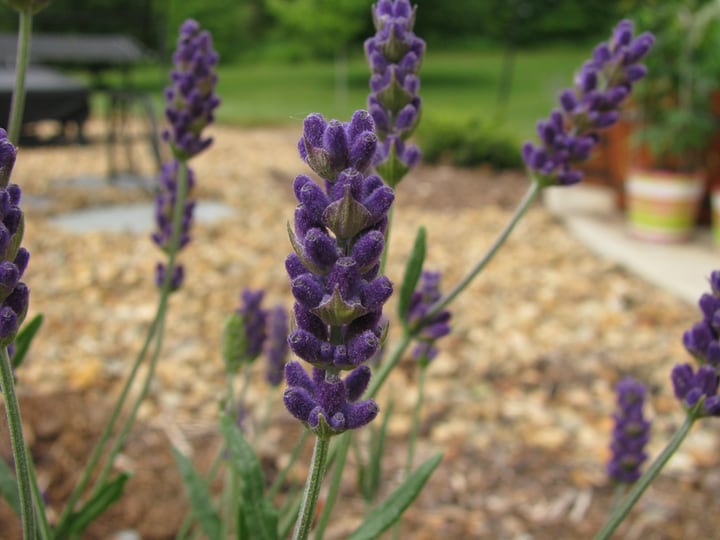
left=0, top=121, right=716, bottom=539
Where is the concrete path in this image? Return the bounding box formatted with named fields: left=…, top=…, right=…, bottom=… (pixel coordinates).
left=543, top=185, right=718, bottom=306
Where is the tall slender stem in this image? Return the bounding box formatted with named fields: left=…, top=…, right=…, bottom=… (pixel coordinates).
left=0, top=346, right=36, bottom=540
left=92, top=161, right=190, bottom=491
left=57, top=302, right=161, bottom=526
left=93, top=304, right=167, bottom=490
left=406, top=365, right=426, bottom=474
left=7, top=9, right=32, bottom=146
left=58, top=161, right=190, bottom=522
left=416, top=182, right=541, bottom=328
left=292, top=434, right=330, bottom=540
left=313, top=431, right=350, bottom=539
left=594, top=414, right=696, bottom=540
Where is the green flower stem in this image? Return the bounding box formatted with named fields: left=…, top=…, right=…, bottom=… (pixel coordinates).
left=414, top=181, right=541, bottom=330
left=406, top=365, right=427, bottom=475
left=292, top=434, right=331, bottom=540
left=93, top=300, right=167, bottom=491
left=313, top=431, right=350, bottom=540
left=57, top=162, right=190, bottom=523
left=92, top=162, right=191, bottom=492
left=392, top=363, right=427, bottom=540
left=7, top=9, right=32, bottom=146
left=0, top=346, right=36, bottom=540
left=56, top=305, right=161, bottom=527
left=594, top=413, right=697, bottom=540
left=28, top=457, right=51, bottom=540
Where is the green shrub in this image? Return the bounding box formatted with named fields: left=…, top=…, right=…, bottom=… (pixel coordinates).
left=416, top=118, right=523, bottom=170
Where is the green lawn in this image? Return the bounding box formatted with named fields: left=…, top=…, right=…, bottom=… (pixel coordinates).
left=100, top=45, right=589, bottom=143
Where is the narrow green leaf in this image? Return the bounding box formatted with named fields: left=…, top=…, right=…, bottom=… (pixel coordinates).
left=347, top=453, right=443, bottom=540
left=172, top=448, right=222, bottom=540
left=12, top=313, right=43, bottom=370
left=0, top=457, right=20, bottom=515
left=61, top=473, right=130, bottom=537
left=397, top=226, right=426, bottom=324
left=220, top=415, right=278, bottom=540
left=368, top=398, right=394, bottom=501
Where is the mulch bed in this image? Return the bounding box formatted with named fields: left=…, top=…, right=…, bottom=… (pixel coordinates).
left=0, top=123, right=715, bottom=539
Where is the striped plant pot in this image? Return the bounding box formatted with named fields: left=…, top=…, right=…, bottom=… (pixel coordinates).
left=625, top=169, right=704, bottom=243
left=713, top=191, right=720, bottom=246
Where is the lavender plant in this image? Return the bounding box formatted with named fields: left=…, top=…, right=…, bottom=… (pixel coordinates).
left=7, top=3, right=718, bottom=540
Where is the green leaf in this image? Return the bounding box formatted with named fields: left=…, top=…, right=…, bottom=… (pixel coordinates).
left=57, top=473, right=130, bottom=538
left=368, top=398, right=393, bottom=501
left=0, top=457, right=20, bottom=515
left=172, top=448, right=222, bottom=540
left=397, top=226, right=426, bottom=325
left=12, top=313, right=43, bottom=370
left=347, top=453, right=443, bottom=540
left=220, top=415, right=278, bottom=540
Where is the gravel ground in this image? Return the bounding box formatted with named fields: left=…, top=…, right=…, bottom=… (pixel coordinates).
left=0, top=122, right=715, bottom=539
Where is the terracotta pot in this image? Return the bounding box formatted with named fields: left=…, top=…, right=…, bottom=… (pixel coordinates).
left=625, top=169, right=705, bottom=243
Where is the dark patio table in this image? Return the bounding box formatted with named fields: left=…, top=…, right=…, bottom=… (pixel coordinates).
left=0, top=32, right=149, bottom=73
left=0, top=32, right=161, bottom=179
left=0, top=65, right=89, bottom=139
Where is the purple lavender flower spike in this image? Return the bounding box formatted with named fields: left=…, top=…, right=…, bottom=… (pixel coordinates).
left=681, top=273, right=720, bottom=367
left=671, top=363, right=720, bottom=417
left=222, top=289, right=268, bottom=374
left=0, top=130, right=29, bottom=346
left=237, top=289, right=268, bottom=360
left=0, top=128, right=17, bottom=188
left=151, top=161, right=196, bottom=292
left=283, top=362, right=378, bottom=437
left=163, top=19, right=220, bottom=160
left=607, top=377, right=651, bottom=484
left=522, top=20, right=654, bottom=187
left=407, top=271, right=451, bottom=366
left=365, top=0, right=425, bottom=186
left=284, top=111, right=394, bottom=434
left=265, top=305, right=289, bottom=387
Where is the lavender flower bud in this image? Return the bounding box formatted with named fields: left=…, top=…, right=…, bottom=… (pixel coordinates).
left=155, top=263, right=184, bottom=291
left=163, top=19, right=220, bottom=159
left=298, top=113, right=378, bottom=181
left=681, top=274, right=720, bottom=367
left=265, top=305, right=289, bottom=387
left=0, top=131, right=29, bottom=346
left=607, top=377, right=650, bottom=484
left=407, top=271, right=451, bottom=366
left=283, top=362, right=378, bottom=437
left=0, top=129, right=17, bottom=188
left=671, top=363, right=720, bottom=417
left=365, top=0, right=425, bottom=186
left=522, top=20, right=654, bottom=187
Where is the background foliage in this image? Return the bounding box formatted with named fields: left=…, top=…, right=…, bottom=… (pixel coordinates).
left=0, top=0, right=632, bottom=61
